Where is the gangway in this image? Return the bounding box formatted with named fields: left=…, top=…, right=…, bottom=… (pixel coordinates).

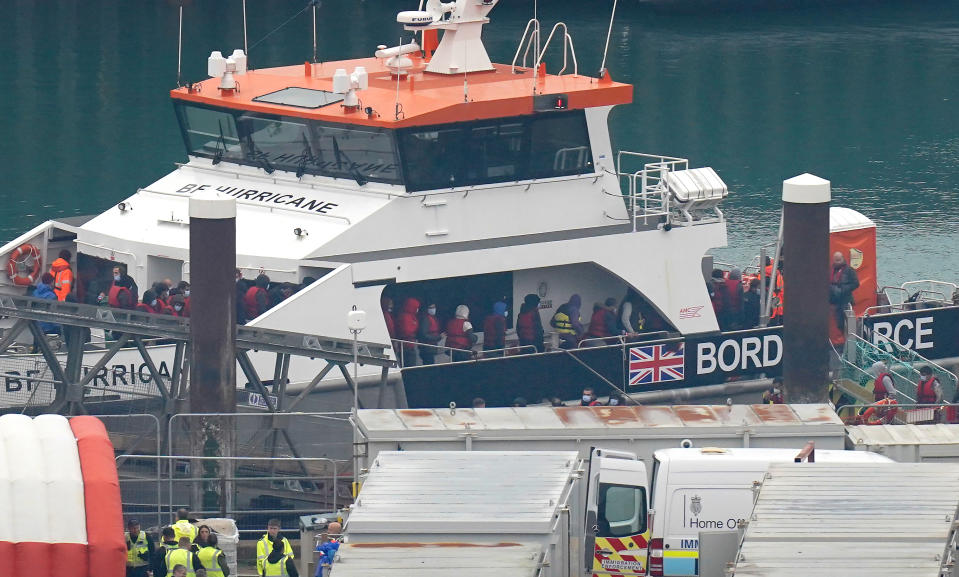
left=833, top=333, right=957, bottom=424
left=0, top=293, right=394, bottom=415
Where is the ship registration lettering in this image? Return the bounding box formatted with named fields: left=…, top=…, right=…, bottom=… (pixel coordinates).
left=177, top=183, right=339, bottom=214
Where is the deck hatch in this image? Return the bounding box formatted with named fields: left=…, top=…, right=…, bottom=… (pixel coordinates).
left=252, top=87, right=345, bottom=109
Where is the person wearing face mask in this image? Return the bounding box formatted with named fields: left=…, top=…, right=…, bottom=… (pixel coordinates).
left=169, top=294, right=187, bottom=317
left=177, top=281, right=192, bottom=317
left=417, top=301, right=442, bottom=365
left=607, top=393, right=628, bottom=407
left=136, top=289, right=165, bottom=315
left=109, top=268, right=137, bottom=309
left=482, top=301, right=508, bottom=355
left=580, top=387, right=601, bottom=407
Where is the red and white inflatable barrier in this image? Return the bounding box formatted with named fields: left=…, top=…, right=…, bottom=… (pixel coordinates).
left=0, top=414, right=125, bottom=577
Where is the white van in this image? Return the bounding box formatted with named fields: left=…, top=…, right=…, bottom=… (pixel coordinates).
left=645, top=447, right=891, bottom=577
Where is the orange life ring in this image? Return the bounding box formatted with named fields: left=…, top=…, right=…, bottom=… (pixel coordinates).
left=860, top=399, right=898, bottom=425
left=6, top=244, right=42, bottom=286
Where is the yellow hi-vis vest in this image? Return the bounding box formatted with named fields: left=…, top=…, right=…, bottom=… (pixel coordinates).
left=552, top=312, right=574, bottom=334
left=170, top=520, right=198, bottom=543
left=166, top=548, right=196, bottom=577
left=197, top=546, right=225, bottom=577
left=125, top=531, right=149, bottom=567
left=264, top=553, right=292, bottom=577
left=257, top=535, right=294, bottom=575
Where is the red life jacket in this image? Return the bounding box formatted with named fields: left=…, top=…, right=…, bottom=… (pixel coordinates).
left=446, top=318, right=471, bottom=350
left=108, top=285, right=133, bottom=309
left=244, top=286, right=269, bottom=319
left=483, top=315, right=505, bottom=350
left=724, top=278, right=743, bottom=311
left=873, top=372, right=892, bottom=401
left=917, top=376, right=938, bottom=404
left=586, top=308, right=611, bottom=338
left=517, top=310, right=537, bottom=341
left=135, top=302, right=162, bottom=314
left=395, top=299, right=420, bottom=350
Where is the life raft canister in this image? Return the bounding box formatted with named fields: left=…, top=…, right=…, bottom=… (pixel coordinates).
left=6, top=243, right=42, bottom=286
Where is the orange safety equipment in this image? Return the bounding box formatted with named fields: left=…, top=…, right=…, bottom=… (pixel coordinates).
left=6, top=244, right=42, bottom=286
left=49, top=257, right=73, bottom=300
left=860, top=398, right=898, bottom=425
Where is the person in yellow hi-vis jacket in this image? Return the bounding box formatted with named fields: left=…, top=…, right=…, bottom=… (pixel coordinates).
left=256, top=519, right=295, bottom=576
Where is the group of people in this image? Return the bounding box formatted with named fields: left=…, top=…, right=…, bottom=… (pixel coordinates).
left=125, top=509, right=340, bottom=577
left=708, top=251, right=860, bottom=333
left=124, top=510, right=231, bottom=577
left=549, top=292, right=663, bottom=349
left=236, top=270, right=315, bottom=324
left=383, top=290, right=667, bottom=366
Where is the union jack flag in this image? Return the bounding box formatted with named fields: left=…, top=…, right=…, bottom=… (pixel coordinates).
left=628, top=343, right=685, bottom=386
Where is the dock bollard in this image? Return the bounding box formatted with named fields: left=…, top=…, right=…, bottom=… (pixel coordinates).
left=781, top=174, right=831, bottom=403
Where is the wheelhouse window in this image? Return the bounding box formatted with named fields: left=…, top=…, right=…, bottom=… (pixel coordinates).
left=399, top=110, right=593, bottom=192
left=176, top=105, right=245, bottom=164
left=174, top=103, right=402, bottom=184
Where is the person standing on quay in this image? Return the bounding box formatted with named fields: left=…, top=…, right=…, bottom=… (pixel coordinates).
left=125, top=519, right=155, bottom=577
left=257, top=519, right=295, bottom=576
left=196, top=533, right=230, bottom=577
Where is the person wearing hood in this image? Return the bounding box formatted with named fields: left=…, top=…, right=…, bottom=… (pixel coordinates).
left=516, top=294, right=545, bottom=353
left=446, top=304, right=477, bottom=362
left=482, top=301, right=508, bottom=354
left=396, top=297, right=420, bottom=366
left=417, top=301, right=442, bottom=365
left=244, top=274, right=271, bottom=320
left=551, top=294, right=583, bottom=349
left=870, top=361, right=897, bottom=402
left=49, top=249, right=74, bottom=301
left=830, top=251, right=859, bottom=333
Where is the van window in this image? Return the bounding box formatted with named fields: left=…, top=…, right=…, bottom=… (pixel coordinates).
left=598, top=483, right=647, bottom=537
left=667, top=488, right=754, bottom=534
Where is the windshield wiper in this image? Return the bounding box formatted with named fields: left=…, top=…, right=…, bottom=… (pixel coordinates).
left=296, top=133, right=315, bottom=179
left=212, top=120, right=227, bottom=165
left=330, top=134, right=368, bottom=186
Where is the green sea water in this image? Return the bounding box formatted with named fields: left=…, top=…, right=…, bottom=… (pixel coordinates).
left=1, top=0, right=957, bottom=285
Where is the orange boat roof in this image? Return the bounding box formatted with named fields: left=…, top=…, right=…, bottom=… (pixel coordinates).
left=171, top=56, right=633, bottom=129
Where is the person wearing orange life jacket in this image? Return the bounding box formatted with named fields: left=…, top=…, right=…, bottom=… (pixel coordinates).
left=870, top=361, right=898, bottom=402
left=916, top=365, right=943, bottom=405
left=765, top=261, right=785, bottom=324
left=244, top=274, right=271, bottom=320
left=49, top=249, right=74, bottom=301
left=446, top=304, right=477, bottom=362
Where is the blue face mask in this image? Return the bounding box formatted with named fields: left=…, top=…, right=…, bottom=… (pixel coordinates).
left=150, top=299, right=158, bottom=307
left=428, top=307, right=436, bottom=315
left=582, top=395, right=592, bottom=403
left=609, top=398, right=620, bottom=406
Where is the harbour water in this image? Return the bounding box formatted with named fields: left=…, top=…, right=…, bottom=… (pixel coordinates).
left=2, top=0, right=957, bottom=286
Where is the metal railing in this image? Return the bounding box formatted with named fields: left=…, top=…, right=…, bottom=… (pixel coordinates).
left=392, top=338, right=539, bottom=367
left=836, top=401, right=956, bottom=425
left=117, top=454, right=343, bottom=528
left=615, top=151, right=686, bottom=231
left=836, top=334, right=958, bottom=415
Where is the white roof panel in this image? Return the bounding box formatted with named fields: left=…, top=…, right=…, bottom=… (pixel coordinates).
left=847, top=423, right=959, bottom=447
left=347, top=451, right=577, bottom=535
left=357, top=404, right=843, bottom=440
left=830, top=206, right=875, bottom=233
left=330, top=542, right=543, bottom=577
left=732, top=462, right=959, bottom=577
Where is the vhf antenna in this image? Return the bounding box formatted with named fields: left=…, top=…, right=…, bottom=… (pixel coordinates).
left=176, top=2, right=184, bottom=86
